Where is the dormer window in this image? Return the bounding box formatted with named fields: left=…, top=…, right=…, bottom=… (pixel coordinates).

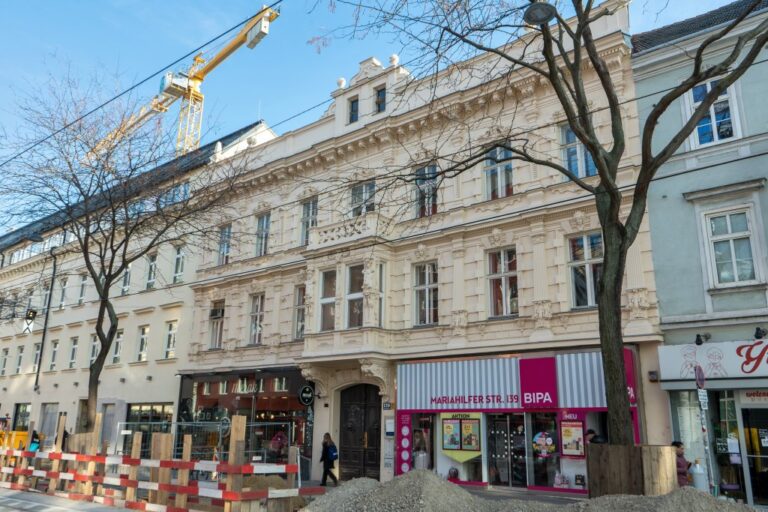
left=375, top=86, right=386, bottom=113
left=349, top=97, right=359, bottom=123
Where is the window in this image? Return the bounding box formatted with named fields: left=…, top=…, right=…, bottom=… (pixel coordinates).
left=690, top=79, right=737, bottom=146
left=301, top=197, right=318, bottom=246
left=705, top=209, right=757, bottom=286
left=274, top=377, right=288, bottom=392
left=351, top=181, right=375, bottom=217
left=159, top=181, right=189, bottom=207
left=121, top=265, right=131, bottom=296
left=0, top=348, right=7, bottom=376
left=90, top=335, right=99, bottom=365
left=347, top=264, right=364, bottom=328
left=375, top=86, right=386, bottom=113
left=41, top=284, right=51, bottom=312
left=68, top=337, right=78, bottom=369
left=488, top=248, right=519, bottom=317
left=173, top=246, right=185, bottom=284
left=415, top=165, right=439, bottom=218
left=145, top=254, right=157, bottom=290
left=32, top=343, right=41, bottom=373
left=218, top=224, right=232, bottom=265
left=562, top=125, right=597, bottom=178
left=15, top=346, right=24, bottom=374
left=237, top=377, right=249, bottom=394
left=484, top=146, right=514, bottom=200
left=58, top=278, right=68, bottom=308
left=78, top=275, right=87, bottom=305
left=112, top=330, right=123, bottom=364
left=202, top=382, right=211, bottom=396
left=165, top=321, right=177, bottom=359
left=219, top=380, right=227, bottom=395
left=49, top=340, right=58, bottom=371
left=137, top=326, right=149, bottom=362
left=249, top=294, right=265, bottom=346
left=294, top=285, right=306, bottom=340
left=349, top=97, right=359, bottom=123
left=255, top=213, right=271, bottom=257
left=320, top=270, right=336, bottom=331
left=414, top=262, right=439, bottom=325
left=569, top=233, right=603, bottom=308
left=209, top=301, right=225, bottom=349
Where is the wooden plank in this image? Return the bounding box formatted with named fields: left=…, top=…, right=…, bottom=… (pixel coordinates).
left=82, top=413, right=102, bottom=496
left=224, top=416, right=246, bottom=512
left=641, top=445, right=677, bottom=496
left=156, top=433, right=173, bottom=504
left=148, top=432, right=161, bottom=503
left=48, top=414, right=68, bottom=493
left=16, top=421, right=35, bottom=488
left=125, top=432, right=142, bottom=502
left=175, top=435, right=192, bottom=509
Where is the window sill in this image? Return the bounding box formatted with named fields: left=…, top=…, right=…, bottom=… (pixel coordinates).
left=412, top=323, right=439, bottom=329
left=61, top=368, right=77, bottom=373
left=708, top=282, right=767, bottom=295
left=104, top=363, right=122, bottom=369
left=570, top=306, right=598, bottom=313
left=487, top=315, right=520, bottom=322
left=156, top=358, right=177, bottom=364
left=205, top=347, right=223, bottom=352
left=128, top=361, right=149, bottom=367
left=73, top=303, right=85, bottom=309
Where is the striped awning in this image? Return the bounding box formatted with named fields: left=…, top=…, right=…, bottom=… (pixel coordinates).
left=556, top=351, right=607, bottom=408
left=396, top=357, right=520, bottom=411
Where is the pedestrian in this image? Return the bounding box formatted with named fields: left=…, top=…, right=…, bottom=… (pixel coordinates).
left=29, top=430, right=40, bottom=452
left=672, top=441, right=691, bottom=487
left=319, top=432, right=338, bottom=487
left=585, top=429, right=606, bottom=444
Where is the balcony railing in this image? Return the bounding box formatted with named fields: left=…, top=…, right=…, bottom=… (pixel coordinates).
left=307, top=212, right=389, bottom=251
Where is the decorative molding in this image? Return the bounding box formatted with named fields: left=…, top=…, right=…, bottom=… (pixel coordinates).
left=359, top=358, right=393, bottom=400
left=299, top=363, right=331, bottom=397
left=683, top=178, right=765, bottom=202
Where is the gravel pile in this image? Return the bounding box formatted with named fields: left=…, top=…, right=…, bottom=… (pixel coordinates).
left=562, top=486, right=752, bottom=512
left=302, top=477, right=380, bottom=512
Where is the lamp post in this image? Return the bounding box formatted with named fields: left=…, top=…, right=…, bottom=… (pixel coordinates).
left=522, top=0, right=558, bottom=26
left=32, top=235, right=59, bottom=394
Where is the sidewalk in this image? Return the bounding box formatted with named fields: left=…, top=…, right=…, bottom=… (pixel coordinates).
left=466, top=485, right=586, bottom=505
left=0, top=488, right=117, bottom=512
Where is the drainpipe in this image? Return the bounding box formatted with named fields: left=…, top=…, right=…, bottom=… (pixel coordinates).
left=34, top=247, right=58, bottom=394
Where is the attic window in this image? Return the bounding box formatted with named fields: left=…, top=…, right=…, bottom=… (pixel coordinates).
left=349, top=97, right=359, bottom=124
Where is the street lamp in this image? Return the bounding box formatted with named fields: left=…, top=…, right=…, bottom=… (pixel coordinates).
left=523, top=1, right=558, bottom=26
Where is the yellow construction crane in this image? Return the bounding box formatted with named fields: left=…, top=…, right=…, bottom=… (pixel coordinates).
left=96, top=6, right=279, bottom=158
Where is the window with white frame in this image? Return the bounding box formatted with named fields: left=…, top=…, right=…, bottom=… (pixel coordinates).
left=32, top=343, right=41, bottom=373
left=301, top=197, right=318, bottom=246
left=90, top=335, right=99, bottom=366
left=0, top=348, right=7, bottom=376
left=705, top=209, right=758, bottom=286
left=347, top=265, right=364, bottom=328
left=137, top=326, right=149, bottom=362
left=112, top=330, right=123, bottom=364
left=415, top=165, right=439, bottom=218
left=294, top=285, right=306, bottom=340
left=414, top=262, right=439, bottom=325
left=78, top=275, right=87, bottom=305
left=568, top=233, right=603, bottom=308
left=320, top=270, right=336, bottom=331
left=484, top=146, right=514, bottom=200
left=145, top=254, right=157, bottom=290
left=219, top=380, right=227, bottom=395
left=203, top=382, right=211, bottom=395
left=165, top=321, right=177, bottom=359
left=209, top=301, right=225, bottom=349
left=49, top=340, right=58, bottom=371
left=218, top=224, right=232, bottom=265
left=68, top=337, right=78, bottom=369
left=121, top=265, right=131, bottom=296
left=173, top=246, right=185, bottom=284
left=274, top=377, right=288, bottom=392
left=488, top=248, right=519, bottom=317
left=351, top=181, right=375, bottom=217
left=249, top=294, right=265, bottom=345
left=562, top=125, right=597, bottom=178
left=689, top=79, right=737, bottom=147
left=25, top=288, right=33, bottom=313
left=58, top=277, right=68, bottom=308
left=15, top=346, right=24, bottom=374
left=255, top=212, right=271, bottom=257
left=41, top=284, right=51, bottom=312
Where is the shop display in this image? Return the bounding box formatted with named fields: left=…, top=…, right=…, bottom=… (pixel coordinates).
left=561, top=421, right=584, bottom=457
left=442, top=419, right=461, bottom=450
left=461, top=419, right=480, bottom=451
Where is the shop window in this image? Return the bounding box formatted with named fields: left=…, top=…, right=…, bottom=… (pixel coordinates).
left=412, top=414, right=434, bottom=470
left=237, top=377, right=249, bottom=393
left=203, top=382, right=211, bottom=395
left=488, top=248, right=518, bottom=317
left=274, top=377, right=288, bottom=392
left=13, top=403, right=31, bottom=431
left=568, top=233, right=603, bottom=308
left=530, top=412, right=560, bottom=487
left=219, top=380, right=228, bottom=395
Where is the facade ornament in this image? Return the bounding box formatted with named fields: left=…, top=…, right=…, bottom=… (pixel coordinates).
left=452, top=310, right=468, bottom=337
left=414, top=243, right=428, bottom=261
left=299, top=364, right=331, bottom=397
left=488, top=227, right=505, bottom=247
left=532, top=300, right=553, bottom=329
left=359, top=358, right=393, bottom=401
left=626, top=288, right=650, bottom=320
left=569, top=210, right=591, bottom=231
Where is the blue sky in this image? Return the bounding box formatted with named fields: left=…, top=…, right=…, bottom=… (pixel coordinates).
left=0, top=0, right=738, bottom=148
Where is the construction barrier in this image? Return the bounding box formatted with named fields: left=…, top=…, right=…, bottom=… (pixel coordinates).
left=0, top=414, right=323, bottom=512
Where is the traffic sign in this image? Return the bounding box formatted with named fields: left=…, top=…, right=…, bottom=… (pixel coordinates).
left=694, top=364, right=706, bottom=390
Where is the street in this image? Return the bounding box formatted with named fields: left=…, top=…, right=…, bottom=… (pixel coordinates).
left=0, top=490, right=115, bottom=512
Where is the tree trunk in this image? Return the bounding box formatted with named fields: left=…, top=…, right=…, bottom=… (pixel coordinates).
left=596, top=200, right=634, bottom=446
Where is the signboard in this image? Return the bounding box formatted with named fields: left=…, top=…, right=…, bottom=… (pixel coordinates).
left=519, top=358, right=558, bottom=408
left=658, top=341, right=768, bottom=386
left=741, top=389, right=768, bottom=405
left=460, top=419, right=480, bottom=451
left=697, top=389, right=709, bottom=410
left=298, top=385, right=314, bottom=406
left=561, top=421, right=585, bottom=457
left=694, top=365, right=706, bottom=389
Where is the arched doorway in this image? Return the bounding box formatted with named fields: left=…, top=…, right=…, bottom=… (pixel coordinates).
left=339, top=384, right=381, bottom=480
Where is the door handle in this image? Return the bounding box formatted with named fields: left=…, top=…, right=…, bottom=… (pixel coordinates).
left=363, top=432, right=368, bottom=449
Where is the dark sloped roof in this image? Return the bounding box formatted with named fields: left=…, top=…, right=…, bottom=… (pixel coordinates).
left=0, top=120, right=263, bottom=253
left=632, top=0, right=768, bottom=54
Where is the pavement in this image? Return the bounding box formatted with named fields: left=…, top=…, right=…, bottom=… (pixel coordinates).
left=0, top=489, right=115, bottom=512
left=467, top=485, right=585, bottom=505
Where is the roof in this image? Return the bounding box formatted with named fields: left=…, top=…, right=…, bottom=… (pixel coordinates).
left=0, top=120, right=263, bottom=254
left=632, top=0, right=768, bottom=54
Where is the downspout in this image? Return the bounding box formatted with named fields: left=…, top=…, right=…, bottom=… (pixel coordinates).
left=34, top=247, right=57, bottom=393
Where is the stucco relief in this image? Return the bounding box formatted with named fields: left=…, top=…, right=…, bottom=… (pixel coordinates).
left=359, top=358, right=393, bottom=400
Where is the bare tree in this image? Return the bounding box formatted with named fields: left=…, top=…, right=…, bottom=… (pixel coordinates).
left=326, top=0, right=768, bottom=445
left=0, top=73, right=253, bottom=429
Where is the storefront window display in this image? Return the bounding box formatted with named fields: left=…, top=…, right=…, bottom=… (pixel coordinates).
left=411, top=414, right=434, bottom=470
left=439, top=413, right=483, bottom=482
left=530, top=413, right=559, bottom=487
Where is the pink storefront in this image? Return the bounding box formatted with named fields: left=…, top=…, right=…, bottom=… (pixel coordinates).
left=395, top=348, right=639, bottom=493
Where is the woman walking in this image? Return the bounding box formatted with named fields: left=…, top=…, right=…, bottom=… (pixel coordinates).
left=320, top=432, right=339, bottom=486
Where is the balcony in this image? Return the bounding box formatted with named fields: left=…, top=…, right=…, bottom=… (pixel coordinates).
left=307, top=212, right=391, bottom=251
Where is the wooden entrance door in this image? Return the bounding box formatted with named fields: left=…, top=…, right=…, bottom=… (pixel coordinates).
left=339, top=384, right=381, bottom=480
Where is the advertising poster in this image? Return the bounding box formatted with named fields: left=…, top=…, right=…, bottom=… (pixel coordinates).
left=442, top=419, right=461, bottom=450
left=561, top=421, right=584, bottom=457
left=461, top=419, right=480, bottom=451
left=532, top=431, right=556, bottom=458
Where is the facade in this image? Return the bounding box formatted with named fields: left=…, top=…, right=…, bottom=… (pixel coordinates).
left=634, top=1, right=768, bottom=506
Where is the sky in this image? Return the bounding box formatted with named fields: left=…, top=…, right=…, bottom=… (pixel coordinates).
left=0, top=0, right=740, bottom=151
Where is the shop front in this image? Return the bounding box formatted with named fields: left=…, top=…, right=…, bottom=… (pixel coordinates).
left=395, top=349, right=639, bottom=493
left=658, top=340, right=768, bottom=507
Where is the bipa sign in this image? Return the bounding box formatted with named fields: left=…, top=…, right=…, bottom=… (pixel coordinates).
left=519, top=358, right=558, bottom=409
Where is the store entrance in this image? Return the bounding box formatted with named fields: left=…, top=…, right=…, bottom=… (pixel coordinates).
left=487, top=414, right=526, bottom=487
left=742, top=408, right=768, bottom=506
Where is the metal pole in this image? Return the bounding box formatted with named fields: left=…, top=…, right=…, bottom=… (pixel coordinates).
left=34, top=248, right=58, bottom=393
